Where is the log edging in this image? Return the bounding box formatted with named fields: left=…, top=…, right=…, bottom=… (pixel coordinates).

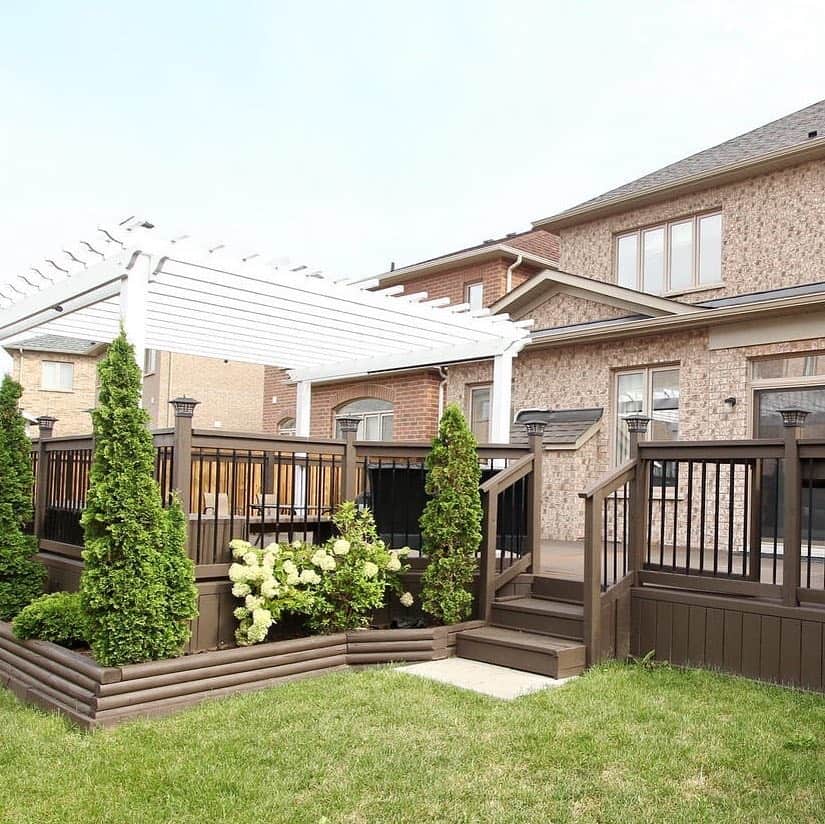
left=0, top=619, right=485, bottom=729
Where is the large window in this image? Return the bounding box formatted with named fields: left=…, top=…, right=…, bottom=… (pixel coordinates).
left=335, top=398, right=393, bottom=441
left=277, top=417, right=296, bottom=436
left=41, top=361, right=74, bottom=392
left=616, top=211, right=722, bottom=295
left=464, top=282, right=484, bottom=312
left=615, top=367, right=679, bottom=465
left=469, top=385, right=491, bottom=442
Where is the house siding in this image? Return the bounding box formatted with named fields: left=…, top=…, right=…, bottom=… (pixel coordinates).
left=558, top=158, right=825, bottom=301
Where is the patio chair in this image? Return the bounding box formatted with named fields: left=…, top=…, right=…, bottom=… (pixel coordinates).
left=202, top=492, right=231, bottom=518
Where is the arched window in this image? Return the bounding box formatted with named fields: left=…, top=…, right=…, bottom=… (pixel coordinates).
left=277, top=416, right=296, bottom=436
left=335, top=398, right=393, bottom=441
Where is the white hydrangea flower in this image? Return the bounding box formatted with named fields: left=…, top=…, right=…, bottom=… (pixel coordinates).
left=332, top=539, right=351, bottom=556
left=363, top=561, right=379, bottom=579
left=263, top=542, right=281, bottom=558
left=285, top=572, right=300, bottom=586
left=282, top=560, right=298, bottom=576
left=397, top=546, right=411, bottom=557
left=245, top=594, right=264, bottom=611
left=291, top=539, right=303, bottom=549
left=246, top=623, right=267, bottom=643
left=232, top=582, right=251, bottom=598
left=400, top=591, right=414, bottom=608
left=252, top=607, right=273, bottom=628
left=261, top=577, right=279, bottom=599
left=243, top=551, right=259, bottom=567
left=299, top=568, right=321, bottom=585
left=230, top=539, right=251, bottom=559
left=228, top=563, right=247, bottom=583
left=386, top=554, right=402, bottom=572
left=233, top=606, right=249, bottom=620
left=311, top=549, right=327, bottom=567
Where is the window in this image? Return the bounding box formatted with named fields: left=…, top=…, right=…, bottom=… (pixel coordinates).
left=752, top=353, right=825, bottom=382
left=143, top=348, right=157, bottom=376
left=465, top=282, right=484, bottom=312
left=470, top=385, right=491, bottom=442
left=41, top=361, right=74, bottom=392
left=335, top=398, right=393, bottom=441
left=615, top=367, right=679, bottom=465
left=614, top=211, right=722, bottom=294
left=277, top=417, right=296, bottom=436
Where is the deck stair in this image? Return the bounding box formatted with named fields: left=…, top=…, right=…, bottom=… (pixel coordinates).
left=456, top=575, right=587, bottom=679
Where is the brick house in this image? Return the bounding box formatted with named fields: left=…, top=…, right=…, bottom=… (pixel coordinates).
left=5, top=335, right=265, bottom=436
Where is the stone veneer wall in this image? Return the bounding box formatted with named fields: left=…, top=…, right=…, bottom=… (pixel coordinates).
left=558, top=158, right=825, bottom=301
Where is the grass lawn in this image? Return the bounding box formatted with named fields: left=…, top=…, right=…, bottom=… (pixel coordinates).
left=0, top=662, right=823, bottom=823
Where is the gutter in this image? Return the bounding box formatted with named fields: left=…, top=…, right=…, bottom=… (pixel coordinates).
left=505, top=253, right=524, bottom=293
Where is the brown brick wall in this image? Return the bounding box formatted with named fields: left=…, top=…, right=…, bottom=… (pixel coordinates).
left=262, top=368, right=297, bottom=434
left=507, top=229, right=560, bottom=261
left=10, top=350, right=102, bottom=436
left=558, top=158, right=825, bottom=300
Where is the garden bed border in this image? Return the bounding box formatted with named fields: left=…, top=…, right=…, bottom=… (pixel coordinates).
left=0, top=620, right=484, bottom=729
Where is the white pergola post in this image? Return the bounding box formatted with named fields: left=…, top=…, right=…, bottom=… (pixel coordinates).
left=119, top=253, right=150, bottom=373
left=490, top=350, right=514, bottom=444
left=293, top=380, right=312, bottom=514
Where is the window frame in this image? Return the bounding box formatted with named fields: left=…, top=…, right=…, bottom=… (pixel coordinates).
left=614, top=210, right=722, bottom=295
left=464, top=281, right=484, bottom=312
left=469, top=383, right=492, bottom=443
left=41, top=360, right=75, bottom=392
left=143, top=348, right=157, bottom=376
left=277, top=417, right=297, bottom=437
left=334, top=398, right=394, bottom=442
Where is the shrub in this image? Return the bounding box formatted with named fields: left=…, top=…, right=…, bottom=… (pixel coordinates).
left=0, top=375, right=43, bottom=620
left=80, top=331, right=198, bottom=666
left=419, top=404, right=482, bottom=625
left=228, top=502, right=411, bottom=644
left=12, top=592, right=87, bottom=647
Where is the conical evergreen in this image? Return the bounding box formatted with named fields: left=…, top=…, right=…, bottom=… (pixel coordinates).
left=419, top=403, right=482, bottom=624
left=0, top=376, right=43, bottom=619
left=80, top=331, right=197, bottom=665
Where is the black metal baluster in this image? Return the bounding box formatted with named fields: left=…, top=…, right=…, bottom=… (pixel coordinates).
left=772, top=457, right=780, bottom=585
left=806, top=458, right=814, bottom=589
left=713, top=462, right=721, bottom=576
left=672, top=461, right=680, bottom=570
left=727, top=461, right=735, bottom=576
left=699, top=462, right=707, bottom=574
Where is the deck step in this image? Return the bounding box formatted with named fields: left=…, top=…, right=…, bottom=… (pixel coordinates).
left=456, top=626, right=585, bottom=679
left=490, top=597, right=584, bottom=640
left=530, top=575, right=583, bottom=604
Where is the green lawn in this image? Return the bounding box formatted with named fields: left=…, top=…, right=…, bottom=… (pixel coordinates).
left=0, top=662, right=823, bottom=823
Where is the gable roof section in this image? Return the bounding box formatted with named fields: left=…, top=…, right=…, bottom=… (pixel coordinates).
left=3, top=334, right=104, bottom=356
left=510, top=408, right=603, bottom=450
left=534, top=99, right=825, bottom=231
left=492, top=268, right=701, bottom=321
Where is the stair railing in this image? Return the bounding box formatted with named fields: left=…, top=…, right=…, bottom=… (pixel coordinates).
left=477, top=420, right=546, bottom=621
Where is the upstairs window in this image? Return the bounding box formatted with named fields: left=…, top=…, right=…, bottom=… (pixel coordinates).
left=41, top=361, right=74, bottom=392
left=469, top=385, right=491, bottom=443
left=464, top=281, right=484, bottom=312
left=615, top=211, right=722, bottom=295
left=277, top=417, right=296, bottom=436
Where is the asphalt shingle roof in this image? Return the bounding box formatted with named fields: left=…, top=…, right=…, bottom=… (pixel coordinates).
left=565, top=99, right=825, bottom=213
left=4, top=334, right=102, bottom=355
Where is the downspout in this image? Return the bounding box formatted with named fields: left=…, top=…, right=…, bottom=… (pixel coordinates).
left=505, top=253, right=524, bottom=294
left=436, top=366, right=448, bottom=420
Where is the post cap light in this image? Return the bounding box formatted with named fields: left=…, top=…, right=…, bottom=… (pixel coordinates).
left=36, top=415, right=57, bottom=434
left=778, top=407, right=809, bottom=428
left=336, top=416, right=361, bottom=434
left=169, top=396, right=200, bottom=418
left=624, top=414, right=651, bottom=434
left=515, top=409, right=551, bottom=435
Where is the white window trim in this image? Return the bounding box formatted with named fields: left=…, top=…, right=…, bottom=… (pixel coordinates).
left=615, top=210, right=722, bottom=296
left=469, top=383, right=492, bottom=443
left=143, top=348, right=157, bottom=377
left=41, top=360, right=75, bottom=393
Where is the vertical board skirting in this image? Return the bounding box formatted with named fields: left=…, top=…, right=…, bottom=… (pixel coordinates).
left=631, top=588, right=825, bottom=692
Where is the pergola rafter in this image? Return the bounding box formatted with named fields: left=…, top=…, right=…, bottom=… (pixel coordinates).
left=0, top=218, right=529, bottom=440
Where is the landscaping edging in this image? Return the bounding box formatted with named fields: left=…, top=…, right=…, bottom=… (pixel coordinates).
left=0, top=620, right=484, bottom=729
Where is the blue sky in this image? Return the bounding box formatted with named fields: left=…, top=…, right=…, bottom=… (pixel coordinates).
left=1, top=0, right=824, bottom=285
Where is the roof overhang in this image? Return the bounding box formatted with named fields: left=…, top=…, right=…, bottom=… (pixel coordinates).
left=492, top=269, right=702, bottom=319
left=0, top=220, right=531, bottom=385
left=526, top=289, right=825, bottom=351
left=351, top=245, right=556, bottom=290
left=533, top=136, right=825, bottom=233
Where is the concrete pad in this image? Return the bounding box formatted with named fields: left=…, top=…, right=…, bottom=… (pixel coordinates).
left=398, top=656, right=575, bottom=700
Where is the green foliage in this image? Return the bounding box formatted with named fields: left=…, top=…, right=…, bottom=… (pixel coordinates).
left=12, top=592, right=87, bottom=648
left=229, top=502, right=411, bottom=644
left=79, top=331, right=197, bottom=666
left=0, top=375, right=43, bottom=620
left=419, top=403, right=482, bottom=625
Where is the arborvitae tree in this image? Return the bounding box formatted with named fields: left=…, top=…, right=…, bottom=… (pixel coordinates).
left=80, top=331, right=197, bottom=665
left=419, top=404, right=482, bottom=624
left=0, top=376, right=43, bottom=619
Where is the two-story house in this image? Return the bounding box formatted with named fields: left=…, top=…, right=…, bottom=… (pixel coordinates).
left=6, top=335, right=266, bottom=436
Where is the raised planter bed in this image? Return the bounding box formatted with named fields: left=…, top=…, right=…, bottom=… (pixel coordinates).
left=0, top=619, right=484, bottom=729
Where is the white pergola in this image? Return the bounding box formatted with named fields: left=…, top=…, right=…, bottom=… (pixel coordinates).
left=0, top=218, right=530, bottom=440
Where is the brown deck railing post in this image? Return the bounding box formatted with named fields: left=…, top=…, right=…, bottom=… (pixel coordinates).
left=338, top=417, right=360, bottom=503
left=170, top=397, right=199, bottom=517
left=583, top=491, right=603, bottom=665
left=33, top=416, right=57, bottom=541
left=478, top=489, right=498, bottom=621
left=525, top=419, right=547, bottom=573
left=779, top=408, right=807, bottom=607
left=625, top=415, right=650, bottom=585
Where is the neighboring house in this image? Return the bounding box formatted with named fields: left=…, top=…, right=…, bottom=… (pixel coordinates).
left=262, top=228, right=559, bottom=441
left=6, top=335, right=265, bottom=436
left=268, top=98, right=825, bottom=541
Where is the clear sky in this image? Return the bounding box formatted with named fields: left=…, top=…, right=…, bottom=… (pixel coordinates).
left=1, top=0, right=824, bottom=287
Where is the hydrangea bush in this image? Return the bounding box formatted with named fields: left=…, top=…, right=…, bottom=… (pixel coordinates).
left=229, top=502, right=412, bottom=644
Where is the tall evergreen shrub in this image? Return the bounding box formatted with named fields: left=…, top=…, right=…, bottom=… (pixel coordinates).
left=0, top=376, right=43, bottom=619
left=419, top=404, right=482, bottom=624
left=80, top=332, right=197, bottom=665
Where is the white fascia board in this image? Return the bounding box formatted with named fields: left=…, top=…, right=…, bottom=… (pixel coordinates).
left=288, top=335, right=528, bottom=384
left=0, top=250, right=135, bottom=341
